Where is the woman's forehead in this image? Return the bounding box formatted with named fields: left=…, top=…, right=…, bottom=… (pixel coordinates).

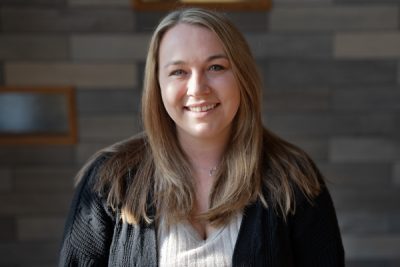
left=158, top=24, right=227, bottom=63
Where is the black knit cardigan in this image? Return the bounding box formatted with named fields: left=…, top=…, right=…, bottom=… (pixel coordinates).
left=59, top=157, right=345, bottom=267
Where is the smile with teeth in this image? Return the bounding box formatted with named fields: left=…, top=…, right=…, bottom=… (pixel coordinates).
left=186, top=104, right=218, bottom=112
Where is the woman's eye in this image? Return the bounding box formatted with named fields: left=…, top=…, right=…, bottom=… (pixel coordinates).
left=169, top=69, right=185, bottom=76
left=209, top=65, right=225, bottom=71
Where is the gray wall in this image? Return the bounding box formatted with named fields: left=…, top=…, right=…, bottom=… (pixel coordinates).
left=0, top=0, right=400, bottom=266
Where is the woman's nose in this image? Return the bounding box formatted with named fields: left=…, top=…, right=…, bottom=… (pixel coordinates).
left=187, top=72, right=210, bottom=96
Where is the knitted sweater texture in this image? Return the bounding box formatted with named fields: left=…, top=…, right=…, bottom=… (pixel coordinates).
left=59, top=157, right=345, bottom=267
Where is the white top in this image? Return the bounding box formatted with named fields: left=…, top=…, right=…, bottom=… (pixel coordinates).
left=158, top=213, right=243, bottom=267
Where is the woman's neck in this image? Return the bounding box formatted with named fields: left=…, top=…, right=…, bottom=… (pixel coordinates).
left=178, top=133, right=228, bottom=173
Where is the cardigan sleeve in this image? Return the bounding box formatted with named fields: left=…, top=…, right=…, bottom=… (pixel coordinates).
left=289, top=183, right=345, bottom=267
left=59, top=157, right=115, bottom=267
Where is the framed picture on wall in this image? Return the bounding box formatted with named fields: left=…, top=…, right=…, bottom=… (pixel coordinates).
left=0, top=86, right=77, bottom=145
left=133, top=0, right=271, bottom=11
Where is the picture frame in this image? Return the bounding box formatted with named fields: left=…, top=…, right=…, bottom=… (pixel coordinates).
left=133, top=0, right=271, bottom=11
left=0, top=86, right=78, bottom=145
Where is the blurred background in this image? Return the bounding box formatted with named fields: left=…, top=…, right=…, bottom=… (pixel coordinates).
left=0, top=0, right=400, bottom=266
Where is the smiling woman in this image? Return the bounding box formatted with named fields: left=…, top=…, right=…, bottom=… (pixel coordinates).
left=59, top=8, right=344, bottom=267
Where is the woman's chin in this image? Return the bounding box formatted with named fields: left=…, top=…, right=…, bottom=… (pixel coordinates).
left=177, top=125, right=231, bottom=143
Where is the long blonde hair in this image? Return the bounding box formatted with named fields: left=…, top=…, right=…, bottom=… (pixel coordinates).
left=81, top=8, right=321, bottom=226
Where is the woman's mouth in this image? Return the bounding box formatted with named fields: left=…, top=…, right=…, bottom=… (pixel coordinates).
left=185, top=103, right=218, bottom=112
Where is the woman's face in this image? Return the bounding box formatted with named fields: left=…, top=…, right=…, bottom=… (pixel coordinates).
left=158, top=23, right=240, bottom=144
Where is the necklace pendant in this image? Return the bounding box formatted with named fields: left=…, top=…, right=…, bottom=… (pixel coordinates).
left=209, top=167, right=217, bottom=176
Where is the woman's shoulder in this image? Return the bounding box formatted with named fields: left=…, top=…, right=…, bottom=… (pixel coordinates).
left=261, top=129, right=324, bottom=215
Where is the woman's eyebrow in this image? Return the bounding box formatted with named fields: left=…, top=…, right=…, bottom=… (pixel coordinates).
left=163, top=60, right=185, bottom=69
left=207, top=54, right=228, bottom=62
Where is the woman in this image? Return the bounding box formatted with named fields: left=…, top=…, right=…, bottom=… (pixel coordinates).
left=59, top=8, right=344, bottom=266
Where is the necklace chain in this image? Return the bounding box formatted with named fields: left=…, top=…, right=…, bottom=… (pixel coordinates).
left=194, top=166, right=218, bottom=176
